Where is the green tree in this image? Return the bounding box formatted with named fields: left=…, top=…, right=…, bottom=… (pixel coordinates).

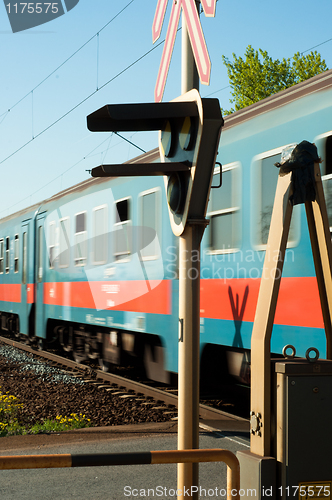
left=222, top=45, right=328, bottom=114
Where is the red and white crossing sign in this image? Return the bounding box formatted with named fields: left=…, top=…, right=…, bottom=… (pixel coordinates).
left=152, top=0, right=217, bottom=102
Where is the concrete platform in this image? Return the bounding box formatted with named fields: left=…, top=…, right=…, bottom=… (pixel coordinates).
left=0, top=421, right=249, bottom=500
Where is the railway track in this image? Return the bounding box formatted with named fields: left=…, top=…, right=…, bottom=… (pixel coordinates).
left=0, top=335, right=249, bottom=426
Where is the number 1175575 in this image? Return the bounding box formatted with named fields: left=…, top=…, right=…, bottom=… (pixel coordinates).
left=6, top=3, right=59, bottom=14
left=278, top=483, right=331, bottom=499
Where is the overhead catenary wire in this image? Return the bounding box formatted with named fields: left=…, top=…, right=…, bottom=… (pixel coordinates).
left=0, top=35, right=166, bottom=166
left=3, top=0, right=331, bottom=166
left=0, top=133, right=116, bottom=216
left=0, top=1, right=179, bottom=214
left=0, top=0, right=135, bottom=122
left=0, top=127, right=149, bottom=217
left=301, top=37, right=332, bottom=56
left=1, top=1, right=331, bottom=196
left=203, top=36, right=332, bottom=100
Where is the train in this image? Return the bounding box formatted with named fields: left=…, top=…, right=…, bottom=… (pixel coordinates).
left=1, top=68, right=332, bottom=385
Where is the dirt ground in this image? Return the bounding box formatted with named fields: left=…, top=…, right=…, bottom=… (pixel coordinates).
left=0, top=355, right=173, bottom=429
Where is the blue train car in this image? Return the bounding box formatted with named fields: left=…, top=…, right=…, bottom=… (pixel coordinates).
left=199, top=69, right=332, bottom=379
left=1, top=69, right=332, bottom=383
left=0, top=205, right=37, bottom=338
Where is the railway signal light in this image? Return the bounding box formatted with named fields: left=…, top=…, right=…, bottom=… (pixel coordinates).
left=87, top=89, right=223, bottom=235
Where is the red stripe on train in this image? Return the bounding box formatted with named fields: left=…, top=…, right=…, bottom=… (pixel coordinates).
left=0, top=283, right=34, bottom=304
left=0, top=277, right=323, bottom=328
left=200, top=277, right=324, bottom=328
left=27, top=283, right=34, bottom=304
left=43, top=280, right=172, bottom=315
left=0, top=284, right=21, bottom=303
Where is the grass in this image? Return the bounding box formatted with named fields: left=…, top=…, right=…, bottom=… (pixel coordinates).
left=0, top=387, right=91, bottom=437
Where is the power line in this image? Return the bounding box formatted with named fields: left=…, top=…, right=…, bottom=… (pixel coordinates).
left=0, top=0, right=135, bottom=122
left=0, top=133, right=115, bottom=216
left=203, top=85, right=230, bottom=98
left=301, top=37, right=332, bottom=56
left=0, top=35, right=166, bottom=166
left=206, top=36, right=332, bottom=101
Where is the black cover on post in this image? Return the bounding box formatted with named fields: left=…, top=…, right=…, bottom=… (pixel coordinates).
left=275, top=140, right=321, bottom=205
left=87, top=102, right=198, bottom=132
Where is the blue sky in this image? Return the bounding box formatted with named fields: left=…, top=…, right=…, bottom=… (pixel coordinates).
left=1, top=0, right=332, bottom=217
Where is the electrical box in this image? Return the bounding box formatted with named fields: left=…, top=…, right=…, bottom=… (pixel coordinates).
left=272, top=356, right=332, bottom=499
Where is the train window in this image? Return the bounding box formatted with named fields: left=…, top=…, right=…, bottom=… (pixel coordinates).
left=322, top=177, right=332, bottom=232
left=260, top=154, right=279, bottom=245
left=93, top=206, right=107, bottom=264
left=322, top=178, right=332, bottom=232
left=75, top=212, right=87, bottom=266
left=317, top=133, right=332, bottom=231
left=325, top=136, right=332, bottom=176
left=207, top=162, right=241, bottom=252
left=59, top=217, right=70, bottom=268
left=5, top=237, right=9, bottom=274
left=37, top=226, right=43, bottom=282
left=139, top=190, right=160, bottom=259
left=48, top=222, right=56, bottom=269
left=253, top=149, right=300, bottom=248
left=116, top=199, right=128, bottom=222
left=313, top=132, right=332, bottom=230
left=14, top=235, right=19, bottom=273
left=114, top=198, right=131, bottom=260
left=22, top=232, right=27, bottom=285
left=0, top=239, right=3, bottom=274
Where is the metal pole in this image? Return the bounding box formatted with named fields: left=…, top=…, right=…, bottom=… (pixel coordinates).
left=178, top=223, right=203, bottom=499
left=178, top=4, right=203, bottom=498
left=181, top=1, right=200, bottom=94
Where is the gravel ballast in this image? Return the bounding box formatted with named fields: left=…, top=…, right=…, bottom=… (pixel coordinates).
left=0, top=344, right=173, bottom=429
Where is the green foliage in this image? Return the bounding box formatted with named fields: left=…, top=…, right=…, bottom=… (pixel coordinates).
left=0, top=387, right=91, bottom=437
left=222, top=45, right=328, bottom=114
left=0, top=388, right=24, bottom=436
left=29, top=414, right=91, bottom=434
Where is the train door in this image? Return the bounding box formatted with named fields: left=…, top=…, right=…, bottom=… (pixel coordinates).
left=35, top=213, right=46, bottom=339
left=20, top=221, right=30, bottom=335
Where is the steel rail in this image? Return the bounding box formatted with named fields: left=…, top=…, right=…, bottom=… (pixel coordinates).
left=0, top=335, right=248, bottom=424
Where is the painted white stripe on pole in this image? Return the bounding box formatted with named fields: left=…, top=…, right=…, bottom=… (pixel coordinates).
left=153, top=0, right=216, bottom=101
left=182, top=0, right=210, bottom=83
left=154, top=1, right=182, bottom=102
left=152, top=0, right=168, bottom=42
left=201, top=0, right=216, bottom=17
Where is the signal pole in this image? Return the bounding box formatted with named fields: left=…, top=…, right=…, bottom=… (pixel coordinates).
left=181, top=0, right=200, bottom=95
left=178, top=3, right=201, bottom=499
left=87, top=18, right=222, bottom=496
left=89, top=3, right=219, bottom=499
